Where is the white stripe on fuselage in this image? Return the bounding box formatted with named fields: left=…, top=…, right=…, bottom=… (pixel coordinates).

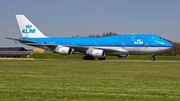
left=87, top=46, right=171, bottom=55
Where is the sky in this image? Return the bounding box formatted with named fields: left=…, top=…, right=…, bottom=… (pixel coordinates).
left=0, top=0, right=180, bottom=48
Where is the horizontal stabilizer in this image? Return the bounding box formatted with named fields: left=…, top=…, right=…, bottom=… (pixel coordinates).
left=6, top=37, right=19, bottom=43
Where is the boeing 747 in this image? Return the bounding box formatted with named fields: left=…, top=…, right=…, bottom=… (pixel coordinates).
left=7, top=15, right=173, bottom=61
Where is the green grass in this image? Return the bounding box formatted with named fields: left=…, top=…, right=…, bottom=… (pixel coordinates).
left=30, top=53, right=180, bottom=60
left=0, top=60, right=180, bottom=101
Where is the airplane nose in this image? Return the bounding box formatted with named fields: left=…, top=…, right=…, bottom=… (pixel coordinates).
left=159, top=40, right=173, bottom=52
left=160, top=42, right=173, bottom=51
left=161, top=41, right=173, bottom=51
left=167, top=42, right=173, bottom=48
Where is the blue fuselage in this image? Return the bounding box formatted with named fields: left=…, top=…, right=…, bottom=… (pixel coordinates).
left=19, top=34, right=173, bottom=48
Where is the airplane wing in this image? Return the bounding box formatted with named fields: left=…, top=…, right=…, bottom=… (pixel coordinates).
left=23, top=43, right=57, bottom=51
left=23, top=43, right=88, bottom=53
left=67, top=45, right=129, bottom=54
left=23, top=43, right=129, bottom=55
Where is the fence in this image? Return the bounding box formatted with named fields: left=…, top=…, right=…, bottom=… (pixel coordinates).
left=0, top=51, right=33, bottom=58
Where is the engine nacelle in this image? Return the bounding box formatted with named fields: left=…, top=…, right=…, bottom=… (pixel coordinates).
left=55, top=46, right=73, bottom=55
left=118, top=54, right=129, bottom=58
left=91, top=49, right=105, bottom=58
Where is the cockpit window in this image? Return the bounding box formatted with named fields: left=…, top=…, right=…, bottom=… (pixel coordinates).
left=156, top=36, right=163, bottom=39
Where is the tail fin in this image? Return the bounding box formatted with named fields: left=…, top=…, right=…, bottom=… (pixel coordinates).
left=15, top=14, right=47, bottom=38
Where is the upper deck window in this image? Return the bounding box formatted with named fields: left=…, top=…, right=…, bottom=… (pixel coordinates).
left=119, top=37, right=131, bottom=40
left=156, top=36, right=163, bottom=39
left=135, top=37, right=146, bottom=39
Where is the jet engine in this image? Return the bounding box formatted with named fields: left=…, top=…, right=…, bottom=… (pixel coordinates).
left=118, top=54, right=129, bottom=58
left=55, top=46, right=73, bottom=55
left=87, top=49, right=105, bottom=58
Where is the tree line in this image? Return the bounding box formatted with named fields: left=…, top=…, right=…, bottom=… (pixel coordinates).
left=159, top=40, right=180, bottom=56
left=71, top=31, right=117, bottom=38
left=72, top=31, right=179, bottom=56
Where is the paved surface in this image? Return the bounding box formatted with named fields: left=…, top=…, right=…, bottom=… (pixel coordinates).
left=106, top=60, right=180, bottom=63
left=0, top=58, right=178, bottom=63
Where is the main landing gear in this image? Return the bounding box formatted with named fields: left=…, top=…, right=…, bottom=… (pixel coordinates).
left=151, top=54, right=157, bottom=61
left=83, top=55, right=106, bottom=60
left=98, top=57, right=106, bottom=60
left=83, top=55, right=95, bottom=60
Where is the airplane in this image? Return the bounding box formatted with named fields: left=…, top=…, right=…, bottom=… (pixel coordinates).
left=7, top=14, right=173, bottom=61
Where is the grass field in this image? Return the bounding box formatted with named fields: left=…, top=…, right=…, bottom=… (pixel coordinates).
left=30, top=53, right=180, bottom=60
left=0, top=60, right=180, bottom=101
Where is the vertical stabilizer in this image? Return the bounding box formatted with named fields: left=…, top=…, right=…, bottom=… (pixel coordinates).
left=15, top=15, right=47, bottom=38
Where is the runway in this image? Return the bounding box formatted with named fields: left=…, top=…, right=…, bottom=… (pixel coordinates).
left=0, top=58, right=179, bottom=63
left=34, top=59, right=180, bottom=63
left=105, top=60, right=180, bottom=63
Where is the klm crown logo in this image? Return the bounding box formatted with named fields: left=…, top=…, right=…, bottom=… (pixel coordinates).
left=22, top=24, right=35, bottom=34
left=134, top=39, right=143, bottom=44
left=25, top=24, right=32, bottom=29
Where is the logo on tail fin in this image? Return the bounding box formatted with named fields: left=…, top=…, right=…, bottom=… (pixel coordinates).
left=22, top=24, right=35, bottom=34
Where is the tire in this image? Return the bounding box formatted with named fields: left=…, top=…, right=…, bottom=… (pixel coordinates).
left=98, top=57, right=105, bottom=60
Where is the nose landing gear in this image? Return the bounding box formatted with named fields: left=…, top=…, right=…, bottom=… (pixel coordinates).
left=151, top=54, right=157, bottom=61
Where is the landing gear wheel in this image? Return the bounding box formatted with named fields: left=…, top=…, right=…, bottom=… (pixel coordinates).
left=83, top=55, right=95, bottom=60
left=151, top=54, right=156, bottom=61
left=98, top=57, right=106, bottom=60
left=151, top=57, right=156, bottom=61
left=83, top=56, right=88, bottom=60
